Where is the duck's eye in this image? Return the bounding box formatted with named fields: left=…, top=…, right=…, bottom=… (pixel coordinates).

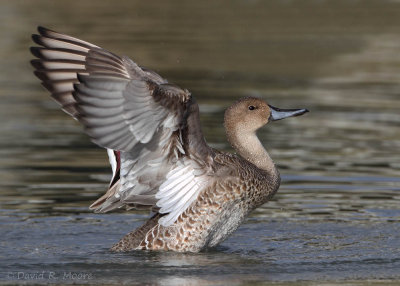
left=248, top=105, right=255, bottom=110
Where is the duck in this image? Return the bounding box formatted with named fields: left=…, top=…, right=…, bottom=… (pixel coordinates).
left=30, top=26, right=308, bottom=252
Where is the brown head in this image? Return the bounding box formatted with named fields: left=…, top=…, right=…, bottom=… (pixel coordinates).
left=224, top=96, right=309, bottom=136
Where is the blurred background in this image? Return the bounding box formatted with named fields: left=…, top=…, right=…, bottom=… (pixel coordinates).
left=0, top=0, right=399, bottom=285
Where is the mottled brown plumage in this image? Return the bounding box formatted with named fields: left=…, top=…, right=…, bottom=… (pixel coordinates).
left=111, top=152, right=280, bottom=252
left=31, top=26, right=308, bottom=252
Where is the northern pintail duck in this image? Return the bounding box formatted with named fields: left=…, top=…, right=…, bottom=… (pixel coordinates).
left=30, top=27, right=308, bottom=252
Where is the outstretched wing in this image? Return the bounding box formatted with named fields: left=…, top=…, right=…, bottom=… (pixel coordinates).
left=31, top=26, right=214, bottom=226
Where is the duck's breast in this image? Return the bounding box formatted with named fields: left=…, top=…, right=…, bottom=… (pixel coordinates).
left=204, top=154, right=280, bottom=247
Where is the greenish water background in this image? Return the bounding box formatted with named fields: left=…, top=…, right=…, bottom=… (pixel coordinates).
left=0, top=0, right=399, bottom=285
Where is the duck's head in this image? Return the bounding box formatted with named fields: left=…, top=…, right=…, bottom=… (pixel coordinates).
left=224, top=97, right=308, bottom=133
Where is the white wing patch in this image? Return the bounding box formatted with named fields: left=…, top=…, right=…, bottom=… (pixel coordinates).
left=156, top=158, right=208, bottom=227
left=107, top=149, right=117, bottom=176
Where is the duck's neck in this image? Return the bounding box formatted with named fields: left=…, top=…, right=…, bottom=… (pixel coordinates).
left=226, top=128, right=278, bottom=176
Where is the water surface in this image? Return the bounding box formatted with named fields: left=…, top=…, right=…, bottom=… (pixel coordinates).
left=0, top=0, right=400, bottom=285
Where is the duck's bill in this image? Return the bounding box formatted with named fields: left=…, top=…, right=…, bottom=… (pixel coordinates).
left=268, top=104, right=309, bottom=121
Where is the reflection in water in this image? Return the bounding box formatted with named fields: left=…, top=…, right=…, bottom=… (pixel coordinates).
left=1, top=0, right=400, bottom=284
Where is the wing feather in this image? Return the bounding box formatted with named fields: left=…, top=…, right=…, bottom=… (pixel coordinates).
left=31, top=26, right=214, bottom=226
left=155, top=158, right=210, bottom=226
left=37, top=26, right=99, bottom=48
left=32, top=34, right=90, bottom=52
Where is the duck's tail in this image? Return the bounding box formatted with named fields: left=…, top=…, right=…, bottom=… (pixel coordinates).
left=110, top=213, right=162, bottom=252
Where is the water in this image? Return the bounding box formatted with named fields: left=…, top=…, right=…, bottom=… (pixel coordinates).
left=1, top=0, right=400, bottom=284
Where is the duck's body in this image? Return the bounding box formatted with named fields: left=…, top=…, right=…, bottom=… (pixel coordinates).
left=31, top=27, right=308, bottom=252
left=112, top=151, right=280, bottom=252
